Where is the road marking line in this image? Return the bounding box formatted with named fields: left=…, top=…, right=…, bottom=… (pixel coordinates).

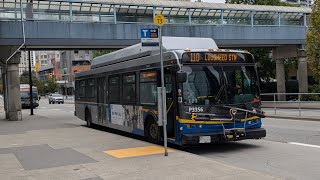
left=104, top=146, right=174, bottom=158
left=288, top=142, right=320, bottom=149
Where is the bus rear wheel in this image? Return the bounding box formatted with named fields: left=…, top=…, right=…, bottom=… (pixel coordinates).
left=146, top=118, right=161, bottom=144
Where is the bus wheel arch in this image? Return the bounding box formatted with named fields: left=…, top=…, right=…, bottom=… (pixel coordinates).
left=144, top=115, right=161, bottom=144
left=85, top=107, right=93, bottom=128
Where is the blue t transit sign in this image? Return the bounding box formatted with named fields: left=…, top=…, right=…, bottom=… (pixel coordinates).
left=141, top=29, right=159, bottom=46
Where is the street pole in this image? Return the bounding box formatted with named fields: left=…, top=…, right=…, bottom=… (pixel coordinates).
left=159, top=26, right=168, bottom=156
left=64, top=77, right=67, bottom=96
left=28, top=50, right=34, bottom=115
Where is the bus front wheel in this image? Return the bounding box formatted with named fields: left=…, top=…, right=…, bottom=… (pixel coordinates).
left=145, top=118, right=161, bottom=144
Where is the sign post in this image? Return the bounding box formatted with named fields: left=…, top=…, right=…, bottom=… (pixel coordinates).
left=154, top=14, right=168, bottom=156
left=28, top=51, right=34, bottom=115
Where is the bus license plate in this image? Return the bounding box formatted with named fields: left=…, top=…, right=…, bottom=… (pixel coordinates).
left=199, top=136, right=211, bottom=143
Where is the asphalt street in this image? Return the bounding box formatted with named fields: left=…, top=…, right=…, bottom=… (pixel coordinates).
left=22, top=100, right=320, bottom=179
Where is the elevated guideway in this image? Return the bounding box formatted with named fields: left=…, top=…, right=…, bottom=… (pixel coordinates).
left=0, top=0, right=311, bottom=49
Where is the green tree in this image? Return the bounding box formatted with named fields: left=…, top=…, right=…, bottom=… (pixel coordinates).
left=46, top=78, right=59, bottom=93
left=226, top=0, right=299, bottom=6
left=35, top=80, right=46, bottom=95
left=306, top=0, right=320, bottom=81
left=93, top=50, right=116, bottom=59
left=249, top=48, right=276, bottom=82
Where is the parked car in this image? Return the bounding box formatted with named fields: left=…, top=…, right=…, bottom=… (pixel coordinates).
left=49, top=94, right=64, bottom=104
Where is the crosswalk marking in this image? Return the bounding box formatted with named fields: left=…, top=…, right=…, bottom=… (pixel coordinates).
left=288, top=142, right=320, bottom=149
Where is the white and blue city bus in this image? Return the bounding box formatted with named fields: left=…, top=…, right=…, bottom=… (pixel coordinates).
left=74, top=37, right=266, bottom=145
left=20, top=84, right=39, bottom=108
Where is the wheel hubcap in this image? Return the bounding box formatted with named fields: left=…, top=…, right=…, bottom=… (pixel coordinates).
left=150, top=124, right=158, bottom=139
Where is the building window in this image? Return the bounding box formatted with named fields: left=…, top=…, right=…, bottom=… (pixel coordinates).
left=44, top=55, right=47, bottom=59
left=74, top=50, right=79, bottom=54
left=123, top=74, right=136, bottom=104
left=86, top=79, right=95, bottom=98
left=108, top=76, right=120, bottom=103
left=79, top=80, right=86, bottom=97
left=140, top=71, right=157, bottom=104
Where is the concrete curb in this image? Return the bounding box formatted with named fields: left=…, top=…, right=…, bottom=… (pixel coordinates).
left=266, top=115, right=320, bottom=122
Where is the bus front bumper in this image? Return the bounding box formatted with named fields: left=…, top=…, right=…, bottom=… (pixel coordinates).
left=22, top=102, right=39, bottom=108
left=181, top=128, right=266, bottom=145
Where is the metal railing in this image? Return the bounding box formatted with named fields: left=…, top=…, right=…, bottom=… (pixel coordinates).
left=0, top=0, right=310, bottom=27
left=261, top=93, right=320, bottom=117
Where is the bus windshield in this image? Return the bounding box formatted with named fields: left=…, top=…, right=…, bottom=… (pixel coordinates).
left=182, top=65, right=259, bottom=106
left=20, top=91, right=38, bottom=99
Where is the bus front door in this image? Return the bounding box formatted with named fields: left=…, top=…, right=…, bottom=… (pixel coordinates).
left=165, top=73, right=175, bottom=138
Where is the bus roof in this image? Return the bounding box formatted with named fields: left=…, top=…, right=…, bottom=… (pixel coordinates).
left=91, top=36, right=218, bottom=69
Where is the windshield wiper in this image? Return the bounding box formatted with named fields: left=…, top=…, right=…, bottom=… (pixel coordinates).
left=215, top=84, right=225, bottom=103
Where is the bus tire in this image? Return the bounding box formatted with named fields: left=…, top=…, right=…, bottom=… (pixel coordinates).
left=85, top=108, right=93, bottom=128
left=145, top=117, right=161, bottom=144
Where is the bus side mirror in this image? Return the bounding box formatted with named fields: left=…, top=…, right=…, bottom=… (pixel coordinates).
left=177, top=71, right=187, bottom=83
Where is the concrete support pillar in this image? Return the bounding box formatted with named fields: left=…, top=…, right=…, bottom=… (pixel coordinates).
left=6, top=62, right=22, bottom=121
left=297, top=49, right=308, bottom=93
left=0, top=46, right=22, bottom=121
left=2, top=72, right=8, bottom=118
left=276, top=59, right=286, bottom=101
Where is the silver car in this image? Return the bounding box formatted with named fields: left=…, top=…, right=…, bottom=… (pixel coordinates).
left=49, top=94, right=64, bottom=104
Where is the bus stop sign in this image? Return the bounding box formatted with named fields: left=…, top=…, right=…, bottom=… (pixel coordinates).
left=141, top=29, right=159, bottom=46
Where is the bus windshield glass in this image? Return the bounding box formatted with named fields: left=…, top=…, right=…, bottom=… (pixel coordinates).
left=182, top=65, right=259, bottom=106
left=20, top=92, right=38, bottom=99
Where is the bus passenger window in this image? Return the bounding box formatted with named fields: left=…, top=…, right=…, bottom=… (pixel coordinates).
left=79, top=80, right=86, bottom=97
left=140, top=71, right=157, bottom=104
left=75, top=81, right=79, bottom=99
left=109, top=76, right=120, bottom=103
left=123, top=74, right=136, bottom=104
left=87, top=79, right=95, bottom=98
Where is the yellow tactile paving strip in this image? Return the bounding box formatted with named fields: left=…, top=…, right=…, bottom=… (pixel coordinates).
left=104, top=146, right=174, bottom=158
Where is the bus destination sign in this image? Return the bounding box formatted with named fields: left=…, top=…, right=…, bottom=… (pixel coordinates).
left=182, top=52, right=253, bottom=63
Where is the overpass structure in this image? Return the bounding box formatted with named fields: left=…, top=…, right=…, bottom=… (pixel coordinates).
left=0, top=0, right=311, bottom=48
left=0, top=0, right=312, bottom=120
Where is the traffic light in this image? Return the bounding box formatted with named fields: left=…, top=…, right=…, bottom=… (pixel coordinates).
left=49, top=73, right=53, bottom=79
left=35, top=63, right=39, bottom=72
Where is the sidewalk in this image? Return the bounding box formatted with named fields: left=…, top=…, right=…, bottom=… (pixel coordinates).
left=263, top=108, right=320, bottom=121
left=0, top=109, right=278, bottom=180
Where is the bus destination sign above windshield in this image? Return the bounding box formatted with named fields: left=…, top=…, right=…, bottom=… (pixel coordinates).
left=182, top=52, right=253, bottom=63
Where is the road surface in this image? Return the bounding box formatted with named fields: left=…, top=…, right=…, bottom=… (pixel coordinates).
left=14, top=100, right=320, bottom=179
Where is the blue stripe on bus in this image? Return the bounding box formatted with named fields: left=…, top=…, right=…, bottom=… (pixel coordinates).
left=131, top=129, right=144, bottom=136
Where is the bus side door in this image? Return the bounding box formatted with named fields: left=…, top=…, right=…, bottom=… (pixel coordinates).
left=97, top=77, right=106, bottom=124
left=165, top=69, right=176, bottom=138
